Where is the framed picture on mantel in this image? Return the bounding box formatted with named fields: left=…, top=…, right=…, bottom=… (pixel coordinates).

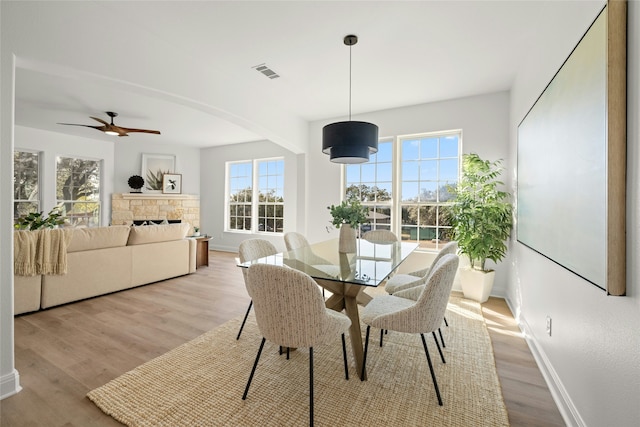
left=162, top=173, right=182, bottom=194
left=141, top=154, right=175, bottom=193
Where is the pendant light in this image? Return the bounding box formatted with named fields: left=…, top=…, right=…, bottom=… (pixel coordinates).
left=322, top=35, right=378, bottom=164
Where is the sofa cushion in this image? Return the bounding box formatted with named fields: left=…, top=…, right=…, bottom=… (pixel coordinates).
left=67, top=225, right=131, bottom=253
left=127, top=223, right=189, bottom=246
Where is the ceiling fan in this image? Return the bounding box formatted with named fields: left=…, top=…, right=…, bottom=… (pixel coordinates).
left=57, top=111, right=161, bottom=137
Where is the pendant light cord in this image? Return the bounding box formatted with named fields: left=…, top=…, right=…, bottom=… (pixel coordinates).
left=349, top=42, right=352, bottom=121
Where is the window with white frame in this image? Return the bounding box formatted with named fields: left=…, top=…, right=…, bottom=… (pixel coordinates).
left=345, top=139, right=393, bottom=233
left=228, top=161, right=253, bottom=231
left=399, top=132, right=459, bottom=249
left=56, top=156, right=101, bottom=227
left=13, top=150, right=40, bottom=223
left=344, top=130, right=460, bottom=249
left=226, top=158, right=284, bottom=233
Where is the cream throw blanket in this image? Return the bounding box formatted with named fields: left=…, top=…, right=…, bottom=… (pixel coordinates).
left=14, top=229, right=73, bottom=276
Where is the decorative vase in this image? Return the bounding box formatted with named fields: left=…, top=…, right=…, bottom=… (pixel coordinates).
left=339, top=224, right=357, bottom=253
left=128, top=175, right=144, bottom=193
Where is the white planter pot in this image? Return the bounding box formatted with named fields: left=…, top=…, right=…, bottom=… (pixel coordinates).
left=459, top=267, right=495, bottom=303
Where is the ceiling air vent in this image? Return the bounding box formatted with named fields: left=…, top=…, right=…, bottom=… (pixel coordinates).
left=252, top=63, right=280, bottom=79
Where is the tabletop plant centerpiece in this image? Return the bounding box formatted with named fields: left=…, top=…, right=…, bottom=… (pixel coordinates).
left=328, top=199, right=369, bottom=253
left=450, top=153, right=513, bottom=302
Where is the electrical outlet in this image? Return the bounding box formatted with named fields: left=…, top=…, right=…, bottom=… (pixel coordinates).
left=546, top=316, right=552, bottom=336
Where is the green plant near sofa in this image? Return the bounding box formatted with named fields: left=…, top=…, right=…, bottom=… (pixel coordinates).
left=14, top=206, right=65, bottom=231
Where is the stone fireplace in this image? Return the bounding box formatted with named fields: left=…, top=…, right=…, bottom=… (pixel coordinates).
left=111, top=193, right=200, bottom=233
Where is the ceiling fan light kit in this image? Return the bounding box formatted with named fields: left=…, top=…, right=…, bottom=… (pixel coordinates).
left=57, top=111, right=161, bottom=137
left=322, top=34, right=378, bottom=164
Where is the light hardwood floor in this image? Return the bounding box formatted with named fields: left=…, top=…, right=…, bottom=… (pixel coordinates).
left=1, top=251, right=565, bottom=426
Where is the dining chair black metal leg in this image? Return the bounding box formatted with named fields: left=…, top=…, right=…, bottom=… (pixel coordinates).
left=438, top=327, right=446, bottom=348
left=444, top=316, right=449, bottom=327
left=309, top=347, right=314, bottom=427
left=286, top=347, right=290, bottom=360
left=237, top=300, right=253, bottom=340
left=361, top=325, right=371, bottom=381
left=341, top=334, right=349, bottom=380
left=242, top=337, right=266, bottom=400
left=432, top=331, right=446, bottom=363
left=421, top=333, right=443, bottom=406
left=379, top=328, right=384, bottom=347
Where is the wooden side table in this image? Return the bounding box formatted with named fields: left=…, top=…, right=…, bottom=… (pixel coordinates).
left=193, top=236, right=212, bottom=268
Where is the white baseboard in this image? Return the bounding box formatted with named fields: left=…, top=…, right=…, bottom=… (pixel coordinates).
left=503, top=298, right=584, bottom=427
left=0, top=369, right=21, bottom=400
left=210, top=244, right=241, bottom=253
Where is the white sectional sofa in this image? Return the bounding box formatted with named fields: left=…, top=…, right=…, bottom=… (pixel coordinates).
left=14, top=223, right=196, bottom=315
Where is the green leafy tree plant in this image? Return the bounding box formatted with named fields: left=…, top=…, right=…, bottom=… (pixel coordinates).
left=450, top=153, right=513, bottom=271
left=14, top=206, right=65, bottom=230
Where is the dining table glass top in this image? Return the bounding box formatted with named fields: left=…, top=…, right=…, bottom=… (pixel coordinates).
left=239, top=238, right=419, bottom=287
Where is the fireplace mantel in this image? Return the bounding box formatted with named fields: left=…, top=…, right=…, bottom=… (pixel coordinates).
left=111, top=193, right=200, bottom=230
left=118, top=193, right=199, bottom=200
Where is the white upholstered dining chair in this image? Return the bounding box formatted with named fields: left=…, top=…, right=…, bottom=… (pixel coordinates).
left=360, top=253, right=459, bottom=406
left=284, top=231, right=309, bottom=251
left=236, top=238, right=278, bottom=340
left=283, top=232, right=335, bottom=295
left=382, top=240, right=458, bottom=347
left=242, top=263, right=351, bottom=427
left=384, top=240, right=458, bottom=295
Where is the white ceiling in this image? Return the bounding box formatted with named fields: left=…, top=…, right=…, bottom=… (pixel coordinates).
left=9, top=0, right=604, bottom=149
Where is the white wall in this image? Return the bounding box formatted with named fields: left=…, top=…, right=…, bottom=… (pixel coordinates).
left=15, top=126, right=115, bottom=226
left=200, top=140, right=300, bottom=253
left=114, top=140, right=201, bottom=195
left=307, top=91, right=511, bottom=293
left=508, top=2, right=640, bottom=426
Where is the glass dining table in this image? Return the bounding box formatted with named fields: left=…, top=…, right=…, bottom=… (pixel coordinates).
left=238, top=237, right=419, bottom=380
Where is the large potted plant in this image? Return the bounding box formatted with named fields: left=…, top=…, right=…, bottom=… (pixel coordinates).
left=450, top=153, right=513, bottom=302
left=327, top=199, right=368, bottom=253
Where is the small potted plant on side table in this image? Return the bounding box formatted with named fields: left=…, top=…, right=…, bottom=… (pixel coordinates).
left=450, top=153, right=513, bottom=303
left=327, top=199, right=369, bottom=253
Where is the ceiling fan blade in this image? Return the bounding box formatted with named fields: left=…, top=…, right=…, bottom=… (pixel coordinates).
left=59, top=113, right=161, bottom=137
left=57, top=123, right=106, bottom=131
left=118, top=127, right=161, bottom=135
left=89, top=116, right=110, bottom=126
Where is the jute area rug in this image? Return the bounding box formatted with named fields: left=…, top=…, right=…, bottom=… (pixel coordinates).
left=88, top=295, right=509, bottom=426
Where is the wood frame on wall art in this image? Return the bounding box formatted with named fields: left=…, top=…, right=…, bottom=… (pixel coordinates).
left=606, top=0, right=627, bottom=296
